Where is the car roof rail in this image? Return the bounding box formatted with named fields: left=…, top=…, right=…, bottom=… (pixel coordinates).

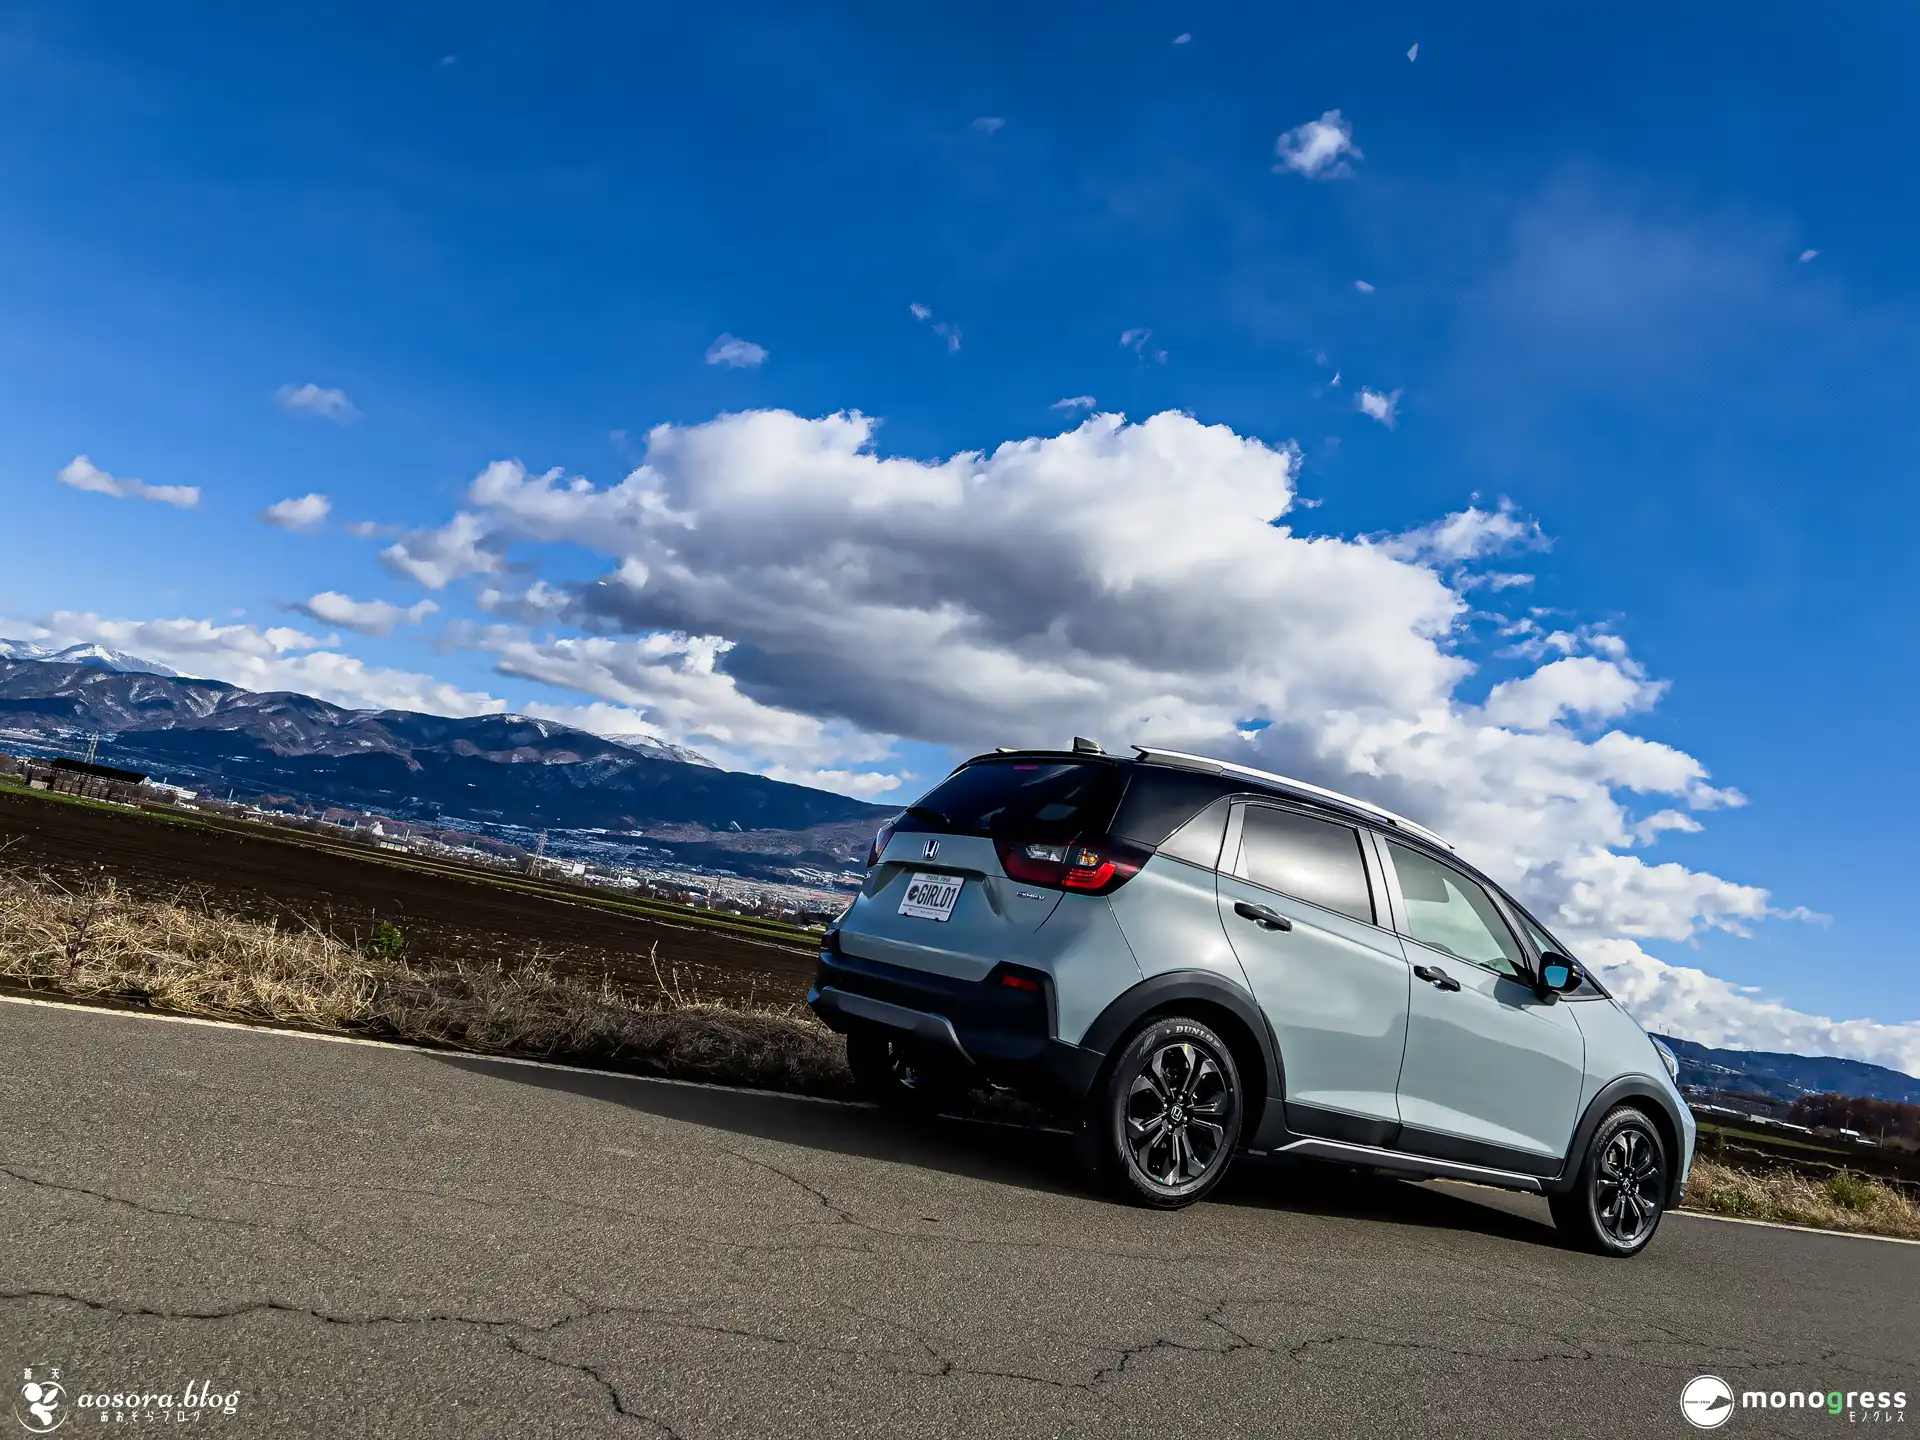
left=1130, top=745, right=1455, bottom=851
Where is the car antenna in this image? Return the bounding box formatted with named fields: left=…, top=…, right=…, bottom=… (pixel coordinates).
left=1071, top=736, right=1103, bottom=754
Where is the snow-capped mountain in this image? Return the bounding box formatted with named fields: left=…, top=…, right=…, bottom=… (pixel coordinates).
left=0, top=639, right=181, bottom=677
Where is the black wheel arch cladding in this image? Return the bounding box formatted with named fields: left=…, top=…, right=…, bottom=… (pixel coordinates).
left=1081, top=970, right=1283, bottom=1132
left=1550, top=1076, right=1687, bottom=1205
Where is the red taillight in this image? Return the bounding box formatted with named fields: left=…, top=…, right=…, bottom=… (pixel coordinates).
left=998, top=839, right=1069, bottom=885
left=866, top=818, right=898, bottom=869
left=1000, top=972, right=1042, bottom=992
left=1063, top=846, right=1122, bottom=890
left=994, top=838, right=1143, bottom=895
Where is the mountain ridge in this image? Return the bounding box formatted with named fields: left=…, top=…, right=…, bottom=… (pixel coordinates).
left=1653, top=1033, right=1920, bottom=1102
left=0, top=652, right=894, bottom=836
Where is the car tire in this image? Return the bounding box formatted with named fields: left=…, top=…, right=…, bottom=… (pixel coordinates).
left=1081, top=1015, right=1243, bottom=1210
left=845, top=1032, right=967, bottom=1115
left=1549, top=1105, right=1669, bottom=1258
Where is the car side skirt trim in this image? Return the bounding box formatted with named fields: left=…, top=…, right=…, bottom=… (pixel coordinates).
left=1394, top=1122, right=1564, bottom=1177
left=1284, top=1102, right=1399, bottom=1150
left=1265, top=1136, right=1546, bottom=1192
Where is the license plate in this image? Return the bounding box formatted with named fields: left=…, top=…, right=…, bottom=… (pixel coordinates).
left=898, top=873, right=963, bottom=921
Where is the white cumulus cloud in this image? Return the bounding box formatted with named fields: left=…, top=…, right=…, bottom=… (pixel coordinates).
left=260, top=493, right=332, bottom=532
left=1590, top=943, right=1917, bottom=1076
left=704, top=334, right=768, bottom=368
left=1357, top=387, right=1400, bottom=427
left=294, top=592, right=439, bottom=637
left=1382, top=501, right=1543, bottom=564
left=1481, top=656, right=1667, bottom=732
left=25, top=612, right=500, bottom=716
left=58, top=456, right=199, bottom=510
left=379, top=510, right=505, bottom=590
left=275, top=383, right=359, bottom=422
left=1275, top=109, right=1361, bottom=179
left=1052, top=395, right=1097, bottom=411
left=762, top=766, right=907, bottom=800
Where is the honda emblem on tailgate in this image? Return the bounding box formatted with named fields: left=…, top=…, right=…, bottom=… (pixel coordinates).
left=923, top=838, right=940, bottom=860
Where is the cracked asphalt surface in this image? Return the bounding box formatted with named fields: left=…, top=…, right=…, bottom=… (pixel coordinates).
left=4, top=1002, right=1914, bottom=1438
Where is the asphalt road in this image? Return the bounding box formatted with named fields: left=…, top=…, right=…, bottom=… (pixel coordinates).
left=3, top=1001, right=1914, bottom=1439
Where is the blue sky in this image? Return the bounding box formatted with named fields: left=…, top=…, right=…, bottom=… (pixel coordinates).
left=2, top=2, right=1916, bottom=1068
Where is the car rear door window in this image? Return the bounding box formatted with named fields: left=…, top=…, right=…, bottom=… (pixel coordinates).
left=1236, top=806, right=1375, bottom=923
left=1386, top=842, right=1527, bottom=978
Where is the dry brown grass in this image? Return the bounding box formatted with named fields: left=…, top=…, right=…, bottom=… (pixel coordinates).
left=0, top=865, right=853, bottom=1097
left=1682, top=1156, right=1920, bottom=1240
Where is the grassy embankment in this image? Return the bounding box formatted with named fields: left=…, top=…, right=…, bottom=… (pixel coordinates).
left=1683, top=1157, right=1918, bottom=1240
left=0, top=862, right=852, bottom=1096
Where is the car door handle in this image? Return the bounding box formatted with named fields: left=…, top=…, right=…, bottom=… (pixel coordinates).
left=1413, top=963, right=1461, bottom=992
left=1233, top=901, right=1292, bottom=932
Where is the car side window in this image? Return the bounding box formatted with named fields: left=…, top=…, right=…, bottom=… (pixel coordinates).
left=1157, top=797, right=1230, bottom=870
left=1385, top=841, right=1527, bottom=979
left=1517, top=911, right=1561, bottom=962
left=1236, top=806, right=1375, bottom=923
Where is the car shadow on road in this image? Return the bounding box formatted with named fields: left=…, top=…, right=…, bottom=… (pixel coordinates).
left=433, top=1054, right=1564, bottom=1249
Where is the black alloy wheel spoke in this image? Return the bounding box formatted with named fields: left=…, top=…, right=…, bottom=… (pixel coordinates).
left=1127, top=1040, right=1235, bottom=1191
left=1594, top=1128, right=1662, bottom=1244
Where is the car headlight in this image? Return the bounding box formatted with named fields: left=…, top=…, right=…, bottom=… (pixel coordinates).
left=1651, top=1037, right=1679, bottom=1084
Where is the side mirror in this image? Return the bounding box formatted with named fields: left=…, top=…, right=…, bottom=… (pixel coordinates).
left=1538, top=952, right=1581, bottom=996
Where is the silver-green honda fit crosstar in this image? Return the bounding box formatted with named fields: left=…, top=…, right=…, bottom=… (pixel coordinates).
left=809, top=742, right=1695, bottom=1257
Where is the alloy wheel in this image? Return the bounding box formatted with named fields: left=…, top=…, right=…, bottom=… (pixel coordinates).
left=1124, top=1040, right=1234, bottom=1187
left=1594, top=1125, right=1663, bottom=1246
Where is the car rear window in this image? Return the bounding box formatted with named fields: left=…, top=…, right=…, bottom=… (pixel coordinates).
left=898, top=760, right=1126, bottom=842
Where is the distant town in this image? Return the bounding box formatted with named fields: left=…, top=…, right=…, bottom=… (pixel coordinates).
left=0, top=748, right=862, bottom=930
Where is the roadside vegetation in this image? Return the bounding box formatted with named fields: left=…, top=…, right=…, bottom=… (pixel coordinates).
left=1681, top=1157, right=1920, bottom=1241
left=4, top=860, right=1915, bottom=1241
left=0, top=863, right=852, bottom=1097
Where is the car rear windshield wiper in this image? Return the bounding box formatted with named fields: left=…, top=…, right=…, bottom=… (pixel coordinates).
left=905, top=804, right=952, bottom=829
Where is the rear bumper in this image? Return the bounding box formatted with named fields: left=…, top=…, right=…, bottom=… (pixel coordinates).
left=810, top=986, right=973, bottom=1065
left=809, top=944, right=1103, bottom=1102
